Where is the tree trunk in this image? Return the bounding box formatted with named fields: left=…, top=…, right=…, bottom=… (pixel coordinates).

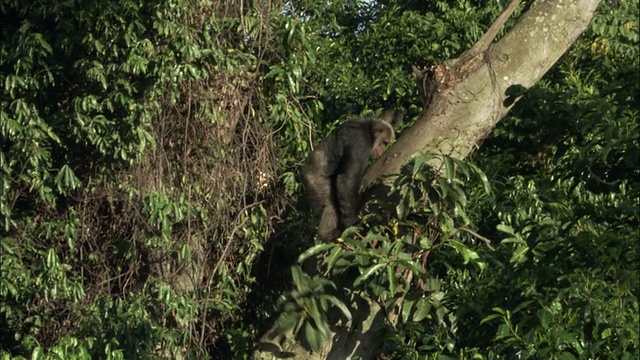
left=255, top=0, right=600, bottom=358
left=363, top=0, right=600, bottom=187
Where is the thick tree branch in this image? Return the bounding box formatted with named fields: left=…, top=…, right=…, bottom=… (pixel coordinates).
left=363, top=0, right=600, bottom=188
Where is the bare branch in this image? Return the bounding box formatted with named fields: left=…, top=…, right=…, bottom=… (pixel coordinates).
left=465, top=0, right=524, bottom=57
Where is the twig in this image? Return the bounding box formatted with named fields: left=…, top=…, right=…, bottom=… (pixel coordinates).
left=466, top=0, right=524, bottom=57
left=459, top=227, right=495, bottom=251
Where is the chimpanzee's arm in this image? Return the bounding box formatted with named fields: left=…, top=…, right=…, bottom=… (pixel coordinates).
left=335, top=149, right=367, bottom=229
left=301, top=139, right=342, bottom=241
left=301, top=141, right=339, bottom=209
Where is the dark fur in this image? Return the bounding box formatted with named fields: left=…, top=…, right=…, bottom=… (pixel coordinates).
left=302, top=117, right=394, bottom=241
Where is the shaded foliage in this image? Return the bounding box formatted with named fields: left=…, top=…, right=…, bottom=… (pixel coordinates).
left=1, top=0, right=294, bottom=357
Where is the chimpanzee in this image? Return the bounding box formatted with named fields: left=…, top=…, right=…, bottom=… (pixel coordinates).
left=301, top=111, right=400, bottom=241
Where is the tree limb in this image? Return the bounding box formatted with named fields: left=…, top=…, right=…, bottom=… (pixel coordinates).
left=363, top=0, right=601, bottom=188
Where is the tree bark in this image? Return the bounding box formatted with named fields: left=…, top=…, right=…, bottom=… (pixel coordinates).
left=363, top=0, right=600, bottom=187
left=255, top=0, right=600, bottom=358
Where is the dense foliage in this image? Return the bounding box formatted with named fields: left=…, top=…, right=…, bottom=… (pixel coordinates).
left=1, top=0, right=637, bottom=359
left=1, top=0, right=290, bottom=357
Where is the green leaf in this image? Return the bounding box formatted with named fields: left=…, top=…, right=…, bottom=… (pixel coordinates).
left=304, top=321, right=322, bottom=352
left=31, top=346, right=44, bottom=360
left=443, top=156, right=455, bottom=181
left=323, top=295, right=352, bottom=321
left=557, top=331, right=583, bottom=353
left=55, top=164, right=81, bottom=193
left=275, top=311, right=299, bottom=333
left=387, top=265, right=397, bottom=296
left=325, top=246, right=344, bottom=270
left=536, top=309, right=552, bottom=329
left=556, top=352, right=577, bottom=360
left=297, top=243, right=335, bottom=263
left=496, top=224, right=515, bottom=235
left=1, top=237, right=16, bottom=255
left=448, top=240, right=479, bottom=264
left=495, top=324, right=511, bottom=340
left=480, top=313, right=501, bottom=325
left=413, top=298, right=430, bottom=322
left=509, top=245, right=528, bottom=264
left=290, top=266, right=305, bottom=288
left=396, top=259, right=422, bottom=275
left=46, top=249, right=57, bottom=268
left=513, top=300, right=533, bottom=314
left=353, top=263, right=385, bottom=287
left=402, top=297, right=416, bottom=323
